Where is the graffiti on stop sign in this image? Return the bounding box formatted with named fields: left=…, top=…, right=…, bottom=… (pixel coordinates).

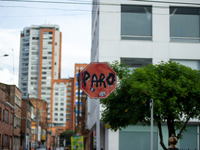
left=80, top=62, right=117, bottom=99
left=83, top=71, right=115, bottom=92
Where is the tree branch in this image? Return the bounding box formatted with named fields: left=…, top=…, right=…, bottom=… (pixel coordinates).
left=157, top=121, right=168, bottom=150
left=176, top=115, right=191, bottom=140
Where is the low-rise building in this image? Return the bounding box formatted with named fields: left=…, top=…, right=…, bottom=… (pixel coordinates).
left=14, top=86, right=22, bottom=150
left=29, top=98, right=48, bottom=148
left=0, top=88, right=15, bottom=149
left=0, top=82, right=22, bottom=150
left=21, top=99, right=34, bottom=150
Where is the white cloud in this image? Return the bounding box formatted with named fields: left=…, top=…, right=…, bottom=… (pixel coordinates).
left=0, top=15, right=91, bottom=83
left=0, top=28, right=20, bottom=86
left=61, top=42, right=90, bottom=78
left=0, top=69, right=18, bottom=85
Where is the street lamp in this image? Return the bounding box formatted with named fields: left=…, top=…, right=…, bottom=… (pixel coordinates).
left=0, top=54, right=9, bottom=57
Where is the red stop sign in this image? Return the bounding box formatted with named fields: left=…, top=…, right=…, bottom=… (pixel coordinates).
left=80, top=62, right=117, bottom=99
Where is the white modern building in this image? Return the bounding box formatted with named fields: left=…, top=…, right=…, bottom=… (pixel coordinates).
left=19, top=25, right=73, bottom=132
left=87, top=0, right=200, bottom=150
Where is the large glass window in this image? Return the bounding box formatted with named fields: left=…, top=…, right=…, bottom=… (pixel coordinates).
left=170, top=7, right=200, bottom=42
left=121, top=58, right=152, bottom=70
left=121, top=5, right=152, bottom=40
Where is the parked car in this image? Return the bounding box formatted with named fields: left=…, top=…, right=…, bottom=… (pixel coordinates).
left=36, top=145, right=47, bottom=150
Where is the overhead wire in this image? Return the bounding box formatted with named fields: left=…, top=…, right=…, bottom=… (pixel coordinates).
left=0, top=0, right=200, bottom=18
left=0, top=5, right=90, bottom=11
left=1, top=0, right=200, bottom=6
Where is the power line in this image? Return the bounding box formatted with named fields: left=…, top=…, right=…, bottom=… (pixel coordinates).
left=0, top=5, right=91, bottom=11
left=131, top=0, right=200, bottom=6
left=1, top=0, right=93, bottom=5
left=0, top=1, right=200, bottom=18
left=1, top=0, right=200, bottom=6
left=0, top=13, right=91, bottom=17
left=0, top=4, right=93, bottom=12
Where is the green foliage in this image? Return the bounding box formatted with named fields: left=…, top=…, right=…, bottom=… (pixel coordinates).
left=60, top=130, right=74, bottom=140
left=101, top=61, right=200, bottom=134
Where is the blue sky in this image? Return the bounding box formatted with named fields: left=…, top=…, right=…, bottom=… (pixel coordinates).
left=0, top=0, right=91, bottom=85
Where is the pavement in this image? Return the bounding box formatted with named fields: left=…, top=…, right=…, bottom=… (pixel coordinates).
left=55, top=147, right=64, bottom=150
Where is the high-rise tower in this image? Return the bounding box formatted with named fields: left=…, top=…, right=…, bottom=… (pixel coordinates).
left=19, top=25, right=74, bottom=132
left=19, top=25, right=61, bottom=100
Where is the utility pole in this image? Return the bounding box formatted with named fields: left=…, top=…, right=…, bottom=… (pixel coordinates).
left=35, top=99, right=39, bottom=150
left=12, top=49, right=14, bottom=83
left=77, top=70, right=80, bottom=134
left=24, top=94, right=29, bottom=150
left=51, top=123, right=53, bottom=148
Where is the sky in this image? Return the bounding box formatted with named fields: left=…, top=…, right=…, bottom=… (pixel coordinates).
left=0, top=0, right=92, bottom=86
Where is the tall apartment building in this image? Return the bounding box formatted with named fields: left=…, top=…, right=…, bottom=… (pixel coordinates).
left=87, top=0, right=200, bottom=150
left=18, top=25, right=74, bottom=135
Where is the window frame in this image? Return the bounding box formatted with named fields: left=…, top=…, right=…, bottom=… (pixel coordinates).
left=170, top=6, right=200, bottom=42
left=4, top=109, right=9, bottom=123
left=4, top=134, right=8, bottom=147
left=0, top=107, right=1, bottom=120
left=121, top=5, right=152, bottom=41
left=10, top=113, right=13, bottom=125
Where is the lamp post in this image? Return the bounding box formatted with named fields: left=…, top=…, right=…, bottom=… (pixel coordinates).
left=0, top=54, right=9, bottom=57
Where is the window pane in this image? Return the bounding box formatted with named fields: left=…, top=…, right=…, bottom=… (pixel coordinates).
left=121, top=5, right=152, bottom=40
left=5, top=110, right=8, bottom=122
left=121, top=58, right=152, bottom=70
left=170, top=7, right=200, bottom=42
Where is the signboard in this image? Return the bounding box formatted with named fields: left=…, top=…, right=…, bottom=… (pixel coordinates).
left=80, top=62, right=117, bottom=99
left=71, top=136, right=84, bottom=150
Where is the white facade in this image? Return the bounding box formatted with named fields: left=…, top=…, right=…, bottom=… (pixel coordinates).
left=88, top=0, right=200, bottom=150
left=53, top=82, right=67, bottom=127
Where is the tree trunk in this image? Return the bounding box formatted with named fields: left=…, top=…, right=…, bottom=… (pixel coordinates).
left=157, top=121, right=168, bottom=150
left=167, top=115, right=176, bottom=138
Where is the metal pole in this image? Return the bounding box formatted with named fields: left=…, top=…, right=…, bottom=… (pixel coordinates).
left=197, top=125, right=199, bottom=150
left=77, top=70, right=80, bottom=134
left=24, top=94, right=29, bottom=150
left=51, top=124, right=52, bottom=148
left=12, top=49, right=14, bottom=83
left=96, top=99, right=100, bottom=150
left=150, top=99, right=153, bottom=150
left=35, top=99, right=38, bottom=150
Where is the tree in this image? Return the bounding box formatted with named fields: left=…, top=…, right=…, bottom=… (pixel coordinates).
left=59, top=130, right=74, bottom=143
left=101, top=61, right=200, bottom=150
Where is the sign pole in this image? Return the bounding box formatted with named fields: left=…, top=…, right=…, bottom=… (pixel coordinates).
left=150, top=99, right=153, bottom=150
left=96, top=98, right=100, bottom=150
